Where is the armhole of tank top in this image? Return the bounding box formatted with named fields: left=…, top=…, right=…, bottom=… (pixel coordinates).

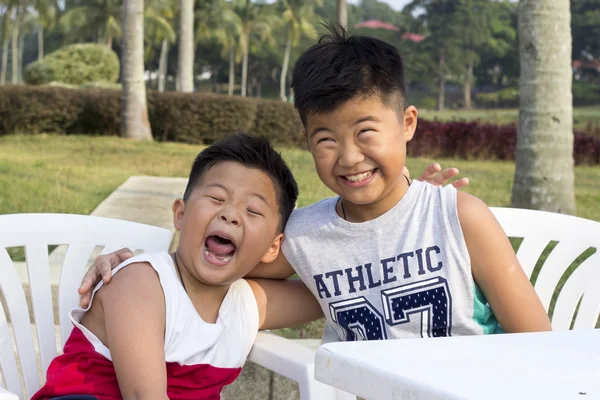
left=443, top=186, right=472, bottom=268
left=232, top=279, right=260, bottom=359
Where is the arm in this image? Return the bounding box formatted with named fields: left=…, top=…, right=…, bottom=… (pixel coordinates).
left=247, top=278, right=323, bottom=330
left=95, top=262, right=169, bottom=400
left=457, top=192, right=552, bottom=333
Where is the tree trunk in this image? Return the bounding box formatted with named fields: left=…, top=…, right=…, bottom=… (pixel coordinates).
left=337, top=0, right=348, bottom=29
left=38, top=26, right=44, bottom=60
left=280, top=31, right=292, bottom=101
left=211, top=65, right=219, bottom=93
left=17, top=30, right=24, bottom=83
left=436, top=51, right=445, bottom=111
left=257, top=78, right=262, bottom=98
left=241, top=34, right=249, bottom=97
left=1, top=38, right=8, bottom=85
left=121, top=0, right=153, bottom=141
left=107, top=35, right=113, bottom=49
left=463, top=57, right=473, bottom=110
left=11, top=21, right=19, bottom=84
left=158, top=39, right=168, bottom=92
left=228, top=47, right=235, bottom=96
left=511, top=0, right=575, bottom=214
left=178, top=0, right=194, bottom=92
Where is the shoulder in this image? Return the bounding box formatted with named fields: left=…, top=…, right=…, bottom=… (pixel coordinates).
left=456, top=191, right=493, bottom=228
left=284, top=198, right=337, bottom=238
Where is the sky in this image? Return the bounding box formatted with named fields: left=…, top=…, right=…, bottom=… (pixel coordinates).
left=350, top=0, right=411, bottom=11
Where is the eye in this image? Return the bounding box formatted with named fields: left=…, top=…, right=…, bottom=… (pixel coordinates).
left=359, top=128, right=374, bottom=134
left=247, top=209, right=263, bottom=217
left=207, top=196, right=224, bottom=202
left=317, top=137, right=334, bottom=144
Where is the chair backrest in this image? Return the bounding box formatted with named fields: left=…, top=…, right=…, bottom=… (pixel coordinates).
left=490, top=207, right=600, bottom=331
left=0, top=213, right=172, bottom=399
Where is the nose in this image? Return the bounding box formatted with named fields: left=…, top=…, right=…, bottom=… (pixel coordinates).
left=338, top=143, right=365, bottom=168
left=218, top=206, right=241, bottom=226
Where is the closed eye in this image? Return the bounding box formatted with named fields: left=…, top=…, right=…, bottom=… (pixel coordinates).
left=247, top=209, right=263, bottom=216
left=208, top=196, right=224, bottom=202
left=317, top=137, right=334, bottom=144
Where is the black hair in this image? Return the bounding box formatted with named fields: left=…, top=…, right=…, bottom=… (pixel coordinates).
left=291, top=22, right=407, bottom=125
left=183, top=132, right=298, bottom=232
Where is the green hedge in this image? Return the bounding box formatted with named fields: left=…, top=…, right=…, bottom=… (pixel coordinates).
left=24, top=44, right=120, bottom=86
left=0, top=86, right=304, bottom=144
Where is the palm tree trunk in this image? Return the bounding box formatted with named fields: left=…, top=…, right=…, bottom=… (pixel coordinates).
left=178, top=0, right=194, bottom=92
left=337, top=0, right=348, bottom=29
left=280, top=30, right=292, bottom=101
left=38, top=26, right=44, bottom=60
left=436, top=51, right=445, bottom=111
left=463, top=56, right=473, bottom=110
left=228, top=47, right=235, bottom=96
left=121, top=0, right=153, bottom=141
left=17, top=30, right=24, bottom=83
left=158, top=39, right=169, bottom=92
left=11, top=21, right=19, bottom=84
left=1, top=38, right=8, bottom=85
left=241, top=34, right=249, bottom=97
left=511, top=0, right=575, bottom=214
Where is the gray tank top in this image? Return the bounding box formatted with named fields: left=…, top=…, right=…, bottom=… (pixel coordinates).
left=282, top=180, right=499, bottom=343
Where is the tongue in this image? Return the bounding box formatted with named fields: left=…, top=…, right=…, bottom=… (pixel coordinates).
left=206, top=236, right=235, bottom=256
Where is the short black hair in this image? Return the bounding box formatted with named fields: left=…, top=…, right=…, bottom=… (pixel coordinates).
left=292, top=22, right=407, bottom=125
left=183, top=132, right=298, bottom=232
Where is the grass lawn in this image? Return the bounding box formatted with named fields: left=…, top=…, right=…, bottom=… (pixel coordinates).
left=419, top=106, right=600, bottom=136
left=1, top=134, right=599, bottom=332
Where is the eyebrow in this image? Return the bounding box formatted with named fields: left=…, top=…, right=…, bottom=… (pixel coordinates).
left=206, top=183, right=270, bottom=205
left=308, top=115, right=381, bottom=138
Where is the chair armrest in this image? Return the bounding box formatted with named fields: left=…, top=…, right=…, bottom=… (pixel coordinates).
left=248, top=331, right=349, bottom=400
left=0, top=386, right=19, bottom=400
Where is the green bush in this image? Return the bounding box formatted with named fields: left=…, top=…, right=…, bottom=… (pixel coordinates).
left=476, top=87, right=519, bottom=108
left=0, top=86, right=304, bottom=144
left=573, top=81, right=600, bottom=106
left=24, top=44, right=120, bottom=86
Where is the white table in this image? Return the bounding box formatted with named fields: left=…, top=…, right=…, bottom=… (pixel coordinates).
left=315, top=330, right=600, bottom=400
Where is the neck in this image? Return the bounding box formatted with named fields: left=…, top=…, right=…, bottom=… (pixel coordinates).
left=338, top=175, right=410, bottom=222
left=172, top=252, right=230, bottom=323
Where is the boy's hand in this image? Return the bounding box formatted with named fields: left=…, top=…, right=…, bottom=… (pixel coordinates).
left=78, top=247, right=134, bottom=308
left=406, top=163, right=469, bottom=189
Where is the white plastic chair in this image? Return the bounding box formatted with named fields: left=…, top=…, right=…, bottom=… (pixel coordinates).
left=0, top=213, right=340, bottom=400
left=490, top=207, right=600, bottom=330
left=0, top=213, right=172, bottom=399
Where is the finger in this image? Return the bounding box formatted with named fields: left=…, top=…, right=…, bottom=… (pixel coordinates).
left=451, top=177, right=470, bottom=189
left=97, top=259, right=115, bottom=282
left=80, top=292, right=91, bottom=308
left=78, top=275, right=93, bottom=294
left=417, top=163, right=441, bottom=181
left=431, top=167, right=460, bottom=186
left=114, top=247, right=134, bottom=261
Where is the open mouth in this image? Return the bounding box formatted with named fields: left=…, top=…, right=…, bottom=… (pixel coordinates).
left=342, top=169, right=376, bottom=183
left=204, top=234, right=237, bottom=264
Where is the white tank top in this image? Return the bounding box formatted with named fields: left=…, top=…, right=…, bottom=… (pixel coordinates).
left=282, top=180, right=500, bottom=343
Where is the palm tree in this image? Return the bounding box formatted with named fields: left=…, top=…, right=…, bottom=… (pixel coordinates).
left=33, top=0, right=59, bottom=60
left=1, top=6, right=12, bottom=85
left=278, top=0, right=318, bottom=101
left=121, top=0, right=153, bottom=140
left=511, top=0, right=576, bottom=214
left=145, top=0, right=177, bottom=92
left=196, top=0, right=243, bottom=96
left=336, top=0, right=347, bottom=29
left=59, top=0, right=122, bottom=47
left=235, top=0, right=280, bottom=97
left=178, top=0, right=194, bottom=92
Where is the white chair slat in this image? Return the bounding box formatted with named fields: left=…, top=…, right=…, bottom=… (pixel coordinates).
left=553, top=251, right=600, bottom=330
left=533, top=241, right=590, bottom=312
left=58, top=244, right=97, bottom=346
left=0, top=304, right=22, bottom=399
left=0, top=249, right=39, bottom=398
left=24, top=244, right=58, bottom=376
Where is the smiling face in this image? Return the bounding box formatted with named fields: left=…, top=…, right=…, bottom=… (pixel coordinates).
left=306, top=94, right=418, bottom=220
left=173, top=161, right=283, bottom=286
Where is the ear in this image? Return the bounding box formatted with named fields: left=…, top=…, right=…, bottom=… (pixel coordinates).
left=260, top=233, right=284, bottom=264
left=172, top=198, right=185, bottom=231
left=403, top=105, right=418, bottom=142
